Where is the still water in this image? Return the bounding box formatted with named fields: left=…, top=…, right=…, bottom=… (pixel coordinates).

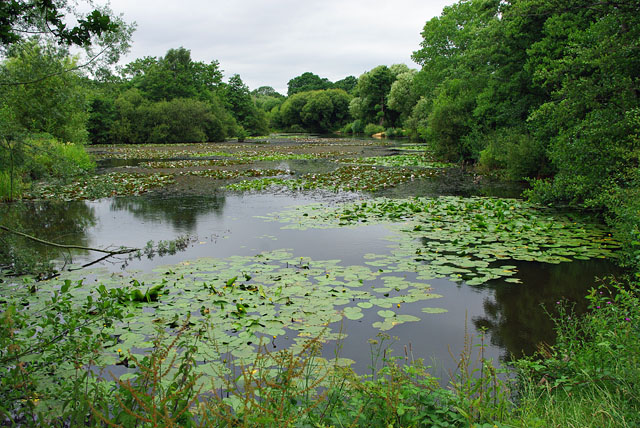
left=2, top=185, right=619, bottom=378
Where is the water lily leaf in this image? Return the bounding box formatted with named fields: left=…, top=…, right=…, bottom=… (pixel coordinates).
left=377, top=310, right=396, bottom=318
left=421, top=307, right=448, bottom=314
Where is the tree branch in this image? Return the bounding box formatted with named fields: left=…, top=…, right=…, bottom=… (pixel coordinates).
left=0, top=44, right=110, bottom=86
left=0, top=225, right=138, bottom=255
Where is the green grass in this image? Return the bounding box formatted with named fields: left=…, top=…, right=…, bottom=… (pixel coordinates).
left=511, top=279, right=640, bottom=427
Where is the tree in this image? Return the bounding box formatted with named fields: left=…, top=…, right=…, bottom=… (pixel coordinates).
left=0, top=41, right=88, bottom=144
left=287, top=72, right=331, bottom=96
left=333, top=76, right=357, bottom=94
left=355, top=65, right=396, bottom=127
left=279, top=89, right=351, bottom=133
left=251, top=86, right=284, bottom=98
left=126, top=48, right=223, bottom=102
left=222, top=74, right=268, bottom=136
left=1, top=1, right=135, bottom=78
left=388, top=70, right=418, bottom=124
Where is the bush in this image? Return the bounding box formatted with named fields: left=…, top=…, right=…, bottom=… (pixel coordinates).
left=364, top=123, right=385, bottom=136
left=0, top=170, right=24, bottom=201
left=385, top=128, right=404, bottom=138
left=478, top=128, right=548, bottom=180
left=351, top=120, right=365, bottom=134
left=513, top=278, right=640, bottom=427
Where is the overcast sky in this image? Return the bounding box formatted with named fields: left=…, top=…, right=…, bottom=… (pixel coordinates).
left=108, top=0, right=455, bottom=94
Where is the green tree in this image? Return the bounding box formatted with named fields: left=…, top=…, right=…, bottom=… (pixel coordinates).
left=287, top=72, right=331, bottom=96
left=333, top=76, right=357, bottom=94
left=388, top=69, right=418, bottom=125
left=0, top=41, right=88, bottom=143
left=127, top=48, right=223, bottom=102
left=223, top=74, right=269, bottom=136
left=280, top=89, right=351, bottom=133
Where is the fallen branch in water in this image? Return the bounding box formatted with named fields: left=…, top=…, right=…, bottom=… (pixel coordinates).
left=0, top=225, right=139, bottom=255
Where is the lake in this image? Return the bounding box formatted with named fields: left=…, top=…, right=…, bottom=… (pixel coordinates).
left=1, top=135, right=620, bottom=382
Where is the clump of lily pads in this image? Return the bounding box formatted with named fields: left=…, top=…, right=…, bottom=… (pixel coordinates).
left=225, top=166, right=440, bottom=193
left=341, top=154, right=453, bottom=169
left=19, top=249, right=445, bottom=379
left=260, top=196, right=619, bottom=285
left=28, top=172, right=176, bottom=201
left=180, top=168, right=291, bottom=179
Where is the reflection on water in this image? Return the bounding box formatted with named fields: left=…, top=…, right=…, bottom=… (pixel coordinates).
left=473, top=259, right=621, bottom=359
left=110, top=193, right=227, bottom=232
left=0, top=200, right=97, bottom=263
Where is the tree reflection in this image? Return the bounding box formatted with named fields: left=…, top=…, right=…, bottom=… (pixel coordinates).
left=109, top=193, right=226, bottom=232
left=473, top=259, right=621, bottom=360
left=0, top=200, right=97, bottom=273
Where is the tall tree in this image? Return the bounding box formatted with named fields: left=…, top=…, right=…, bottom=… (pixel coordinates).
left=287, top=72, right=331, bottom=96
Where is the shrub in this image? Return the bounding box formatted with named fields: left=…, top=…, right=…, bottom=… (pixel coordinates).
left=364, top=123, right=385, bottom=136
left=513, top=278, right=640, bottom=427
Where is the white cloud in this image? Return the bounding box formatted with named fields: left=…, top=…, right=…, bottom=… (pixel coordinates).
left=109, top=0, right=454, bottom=94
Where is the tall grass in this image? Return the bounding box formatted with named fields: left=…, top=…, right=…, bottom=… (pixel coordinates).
left=512, top=278, right=640, bottom=427
left=0, top=134, right=95, bottom=200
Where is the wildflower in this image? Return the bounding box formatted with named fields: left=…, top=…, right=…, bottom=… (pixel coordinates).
left=117, top=348, right=122, bottom=353
left=596, top=306, right=601, bottom=309
left=625, top=317, right=631, bottom=322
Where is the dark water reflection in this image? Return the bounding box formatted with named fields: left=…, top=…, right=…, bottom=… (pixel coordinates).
left=109, top=194, right=227, bottom=232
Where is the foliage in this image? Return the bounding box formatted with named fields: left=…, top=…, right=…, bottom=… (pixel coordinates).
left=287, top=71, right=332, bottom=96
left=364, top=123, right=385, bottom=136
left=123, top=47, right=222, bottom=102
left=222, top=74, right=269, bottom=136
left=333, top=75, right=358, bottom=94
left=279, top=89, right=352, bottom=133
left=353, top=65, right=397, bottom=127
left=0, top=0, right=134, bottom=75
left=0, top=134, right=96, bottom=201
left=1, top=40, right=89, bottom=144
left=513, top=278, right=640, bottom=427
left=0, top=279, right=127, bottom=425
left=109, top=90, right=236, bottom=144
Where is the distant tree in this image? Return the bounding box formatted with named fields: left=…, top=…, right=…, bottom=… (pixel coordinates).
left=388, top=69, right=418, bottom=124
left=355, top=65, right=396, bottom=127
left=223, top=74, right=268, bottom=136
left=126, top=47, right=223, bottom=102
left=280, top=89, right=351, bottom=133
left=333, top=76, right=357, bottom=94
left=251, top=86, right=284, bottom=98
left=287, top=72, right=331, bottom=96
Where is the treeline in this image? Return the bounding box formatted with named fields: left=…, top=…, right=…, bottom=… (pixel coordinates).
left=88, top=48, right=269, bottom=144
left=398, top=0, right=639, bottom=266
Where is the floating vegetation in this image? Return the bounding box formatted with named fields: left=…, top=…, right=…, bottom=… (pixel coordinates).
left=190, top=150, right=347, bottom=162
left=12, top=249, right=444, bottom=379
left=140, top=159, right=246, bottom=168
left=27, top=172, right=175, bottom=201
left=225, top=166, right=440, bottom=193
left=260, top=196, right=620, bottom=285
left=180, top=168, right=291, bottom=179
left=393, top=144, right=431, bottom=151
left=341, top=154, right=454, bottom=168
left=225, top=177, right=305, bottom=192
